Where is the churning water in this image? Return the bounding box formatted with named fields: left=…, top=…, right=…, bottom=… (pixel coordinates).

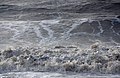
left=0, top=0, right=120, bottom=77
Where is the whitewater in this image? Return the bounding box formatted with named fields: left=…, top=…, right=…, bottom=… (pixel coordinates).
left=0, top=0, right=120, bottom=78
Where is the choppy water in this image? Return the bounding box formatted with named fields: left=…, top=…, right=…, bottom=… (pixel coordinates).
left=0, top=0, right=120, bottom=49
left=0, top=18, right=120, bottom=49
left=0, top=0, right=120, bottom=77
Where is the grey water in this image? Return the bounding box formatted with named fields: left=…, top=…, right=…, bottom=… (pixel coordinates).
left=0, top=0, right=120, bottom=78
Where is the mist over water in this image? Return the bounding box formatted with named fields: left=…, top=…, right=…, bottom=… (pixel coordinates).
left=0, top=0, right=120, bottom=78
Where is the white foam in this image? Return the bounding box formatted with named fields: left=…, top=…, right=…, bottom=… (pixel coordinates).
left=97, top=20, right=104, bottom=36
left=0, top=72, right=120, bottom=78
left=63, top=18, right=89, bottom=39
left=41, top=20, right=60, bottom=24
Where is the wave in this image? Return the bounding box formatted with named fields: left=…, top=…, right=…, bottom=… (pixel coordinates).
left=0, top=44, right=120, bottom=74
left=0, top=0, right=120, bottom=76
left=0, top=1, right=120, bottom=20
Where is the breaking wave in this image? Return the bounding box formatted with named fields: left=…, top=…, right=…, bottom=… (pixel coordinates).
left=0, top=0, right=120, bottom=77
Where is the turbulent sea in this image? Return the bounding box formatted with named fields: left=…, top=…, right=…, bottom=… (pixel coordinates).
left=0, top=0, right=120, bottom=78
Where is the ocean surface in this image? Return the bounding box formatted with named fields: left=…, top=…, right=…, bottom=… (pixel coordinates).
left=0, top=0, right=120, bottom=77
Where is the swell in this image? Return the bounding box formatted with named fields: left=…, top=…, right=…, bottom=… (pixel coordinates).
left=0, top=1, right=120, bottom=20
